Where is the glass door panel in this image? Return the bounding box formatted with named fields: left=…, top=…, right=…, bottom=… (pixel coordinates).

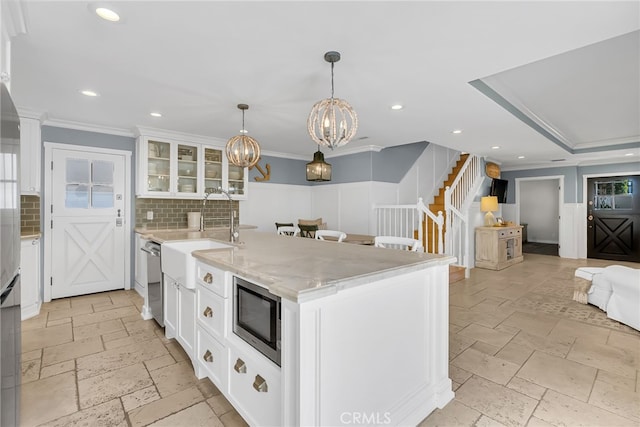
left=204, top=147, right=223, bottom=192
left=228, top=165, right=245, bottom=195
left=177, top=144, right=198, bottom=194
left=148, top=140, right=170, bottom=192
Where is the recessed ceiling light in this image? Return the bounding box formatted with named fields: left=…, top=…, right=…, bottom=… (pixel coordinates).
left=517, top=155, right=525, bottom=159
left=624, top=153, right=634, bottom=156
left=80, top=90, right=99, bottom=97
left=452, top=129, right=463, bottom=134
left=390, top=104, right=403, bottom=110
left=491, top=146, right=500, bottom=150
left=95, top=7, right=120, bottom=22
left=150, top=112, right=162, bottom=118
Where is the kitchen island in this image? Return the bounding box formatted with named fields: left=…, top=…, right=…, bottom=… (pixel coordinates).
left=141, top=229, right=455, bottom=426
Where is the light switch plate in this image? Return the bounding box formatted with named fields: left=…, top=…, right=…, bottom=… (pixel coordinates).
left=147, top=211, right=154, bottom=220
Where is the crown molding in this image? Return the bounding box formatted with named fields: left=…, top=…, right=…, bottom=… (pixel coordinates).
left=17, top=107, right=46, bottom=121
left=260, top=150, right=308, bottom=161
left=323, top=144, right=385, bottom=158
left=43, top=118, right=135, bottom=138
left=134, top=125, right=227, bottom=145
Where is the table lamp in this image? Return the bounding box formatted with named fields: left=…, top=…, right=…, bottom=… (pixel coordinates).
left=481, top=196, right=499, bottom=226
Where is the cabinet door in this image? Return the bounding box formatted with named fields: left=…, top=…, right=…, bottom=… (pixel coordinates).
left=20, top=238, right=41, bottom=320
left=134, top=234, right=147, bottom=294
left=19, top=117, right=41, bottom=194
left=177, top=286, right=196, bottom=358
left=176, top=144, right=200, bottom=196
left=227, top=164, right=247, bottom=197
left=203, top=147, right=223, bottom=193
left=164, top=274, right=178, bottom=339
left=146, top=139, right=172, bottom=194
left=196, top=327, right=228, bottom=386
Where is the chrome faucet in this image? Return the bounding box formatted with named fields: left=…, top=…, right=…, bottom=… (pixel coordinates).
left=206, top=187, right=239, bottom=243
left=199, top=188, right=215, bottom=232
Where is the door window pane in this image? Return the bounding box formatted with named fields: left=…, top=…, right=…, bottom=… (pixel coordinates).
left=92, top=160, right=113, bottom=185
left=92, top=185, right=114, bottom=208
left=66, top=184, right=89, bottom=208
left=66, top=158, right=89, bottom=184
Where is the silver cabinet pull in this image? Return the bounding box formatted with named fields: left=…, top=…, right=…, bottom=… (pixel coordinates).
left=253, top=375, right=268, bottom=393
left=203, top=272, right=213, bottom=284
left=234, top=358, right=246, bottom=373
left=203, top=306, right=213, bottom=318
left=203, top=350, right=213, bottom=363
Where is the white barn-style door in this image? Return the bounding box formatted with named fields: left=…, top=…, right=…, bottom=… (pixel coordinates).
left=48, top=146, right=127, bottom=299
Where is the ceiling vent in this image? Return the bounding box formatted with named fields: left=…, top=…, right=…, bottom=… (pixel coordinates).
left=551, top=159, right=566, bottom=162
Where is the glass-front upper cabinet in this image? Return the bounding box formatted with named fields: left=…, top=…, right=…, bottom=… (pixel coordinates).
left=147, top=140, right=171, bottom=193
left=176, top=144, right=198, bottom=195
left=203, top=147, right=223, bottom=193
left=227, top=164, right=245, bottom=196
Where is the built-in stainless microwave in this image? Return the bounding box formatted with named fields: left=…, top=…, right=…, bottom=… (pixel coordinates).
left=233, top=276, right=281, bottom=366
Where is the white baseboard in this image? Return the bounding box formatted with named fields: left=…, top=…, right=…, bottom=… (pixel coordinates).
left=21, top=301, right=42, bottom=321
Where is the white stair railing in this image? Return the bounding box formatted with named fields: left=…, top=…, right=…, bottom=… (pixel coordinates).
left=374, top=198, right=444, bottom=254
left=444, top=155, right=482, bottom=275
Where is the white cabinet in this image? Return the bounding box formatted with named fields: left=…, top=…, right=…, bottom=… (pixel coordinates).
left=163, top=273, right=196, bottom=359
left=21, top=237, right=41, bottom=320
left=135, top=129, right=248, bottom=199
left=134, top=234, right=152, bottom=320
left=19, top=116, right=41, bottom=195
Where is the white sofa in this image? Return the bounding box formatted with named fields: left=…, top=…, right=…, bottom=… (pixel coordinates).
left=575, top=265, right=640, bottom=331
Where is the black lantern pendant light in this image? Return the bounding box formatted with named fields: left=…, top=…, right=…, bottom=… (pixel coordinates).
left=306, top=146, right=332, bottom=182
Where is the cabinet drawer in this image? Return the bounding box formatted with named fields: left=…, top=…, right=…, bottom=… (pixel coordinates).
left=196, top=327, right=228, bottom=388
left=196, top=287, right=227, bottom=342
left=228, top=343, right=281, bottom=427
left=196, top=261, right=228, bottom=297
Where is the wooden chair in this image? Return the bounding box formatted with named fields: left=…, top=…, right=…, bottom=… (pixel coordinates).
left=277, top=226, right=300, bottom=237
left=298, top=223, right=318, bottom=238
left=315, top=230, right=347, bottom=243
left=374, top=236, right=423, bottom=252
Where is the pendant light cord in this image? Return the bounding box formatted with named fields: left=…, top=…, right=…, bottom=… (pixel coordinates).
left=330, top=62, right=335, bottom=99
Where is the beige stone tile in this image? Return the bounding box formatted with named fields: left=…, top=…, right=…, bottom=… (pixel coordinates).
left=419, top=399, right=480, bottom=426
left=197, top=378, right=222, bottom=399
left=452, top=380, right=462, bottom=391
left=92, top=298, right=134, bottom=312
left=517, top=351, right=596, bottom=402
left=78, top=362, right=153, bottom=409
left=458, top=323, right=516, bottom=348
left=475, top=414, right=508, bottom=427
left=501, top=311, right=559, bottom=337
left=21, top=312, right=48, bottom=331
left=72, top=305, right=140, bottom=327
left=73, top=318, right=125, bottom=340
left=506, top=376, right=546, bottom=400
left=20, top=371, right=77, bottom=427
left=47, top=304, right=95, bottom=321
left=21, top=358, right=41, bottom=383
left=42, top=336, right=104, bottom=366
left=450, top=323, right=463, bottom=334
left=104, top=328, right=158, bottom=350
left=40, top=359, right=75, bottom=379
left=567, top=338, right=639, bottom=379
left=123, top=316, right=161, bottom=334
left=22, top=348, right=42, bottom=361
left=534, top=389, right=637, bottom=426
left=45, top=398, right=127, bottom=427
left=548, top=318, right=611, bottom=344
left=102, top=329, right=130, bottom=342
left=510, top=330, right=573, bottom=358
left=40, top=298, right=71, bottom=311
left=589, top=379, right=640, bottom=421
left=70, top=292, right=113, bottom=307
left=596, top=369, right=637, bottom=391
left=453, top=376, right=538, bottom=427
left=525, top=416, right=555, bottom=427
left=470, top=341, right=501, bottom=356
left=121, top=385, right=161, bottom=412
left=22, top=323, right=72, bottom=353
left=607, top=330, right=640, bottom=353
left=449, top=333, right=476, bottom=360
left=207, top=394, right=234, bottom=416
left=47, top=317, right=71, bottom=327
left=220, top=409, right=249, bottom=427
left=449, top=364, right=473, bottom=385
left=450, top=292, right=488, bottom=308
left=494, top=341, right=534, bottom=366
left=148, top=401, right=224, bottom=427
left=150, top=360, right=200, bottom=397
left=450, top=306, right=507, bottom=329
left=128, top=386, right=205, bottom=427
left=76, top=338, right=168, bottom=380
left=165, top=340, right=190, bottom=361
left=145, top=354, right=177, bottom=371
left=451, top=348, right=520, bottom=385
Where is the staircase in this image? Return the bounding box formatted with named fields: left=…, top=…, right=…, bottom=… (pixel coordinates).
left=423, top=153, right=469, bottom=253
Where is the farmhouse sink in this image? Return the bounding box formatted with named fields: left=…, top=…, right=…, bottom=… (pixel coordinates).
left=161, top=239, right=230, bottom=288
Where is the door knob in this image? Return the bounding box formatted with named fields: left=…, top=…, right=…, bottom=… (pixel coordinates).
left=587, top=215, right=593, bottom=221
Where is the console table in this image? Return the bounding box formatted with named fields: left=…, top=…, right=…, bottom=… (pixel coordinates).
left=475, top=226, right=524, bottom=270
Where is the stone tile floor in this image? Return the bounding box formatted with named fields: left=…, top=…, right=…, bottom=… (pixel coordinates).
left=21, top=254, right=639, bottom=426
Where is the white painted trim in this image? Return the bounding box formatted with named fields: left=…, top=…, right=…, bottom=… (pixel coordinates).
left=323, top=144, right=385, bottom=158
left=134, top=125, right=227, bottom=145
left=17, top=108, right=46, bottom=121
left=515, top=175, right=565, bottom=256
left=501, top=156, right=639, bottom=172
left=580, top=168, right=640, bottom=259
left=43, top=118, right=134, bottom=138
left=43, top=142, right=132, bottom=302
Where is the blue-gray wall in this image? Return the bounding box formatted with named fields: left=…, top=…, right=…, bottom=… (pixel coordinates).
left=501, top=162, right=639, bottom=204
left=249, top=141, right=429, bottom=185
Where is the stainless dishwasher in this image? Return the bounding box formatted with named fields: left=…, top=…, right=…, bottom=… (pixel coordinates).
left=141, top=241, right=164, bottom=327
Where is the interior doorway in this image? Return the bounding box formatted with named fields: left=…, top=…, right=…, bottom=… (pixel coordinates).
left=515, top=176, right=562, bottom=257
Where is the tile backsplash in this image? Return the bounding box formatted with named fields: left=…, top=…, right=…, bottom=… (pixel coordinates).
left=21, top=195, right=41, bottom=235
left=135, top=198, right=239, bottom=230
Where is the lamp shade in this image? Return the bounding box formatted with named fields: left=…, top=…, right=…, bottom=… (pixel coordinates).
left=480, top=196, right=499, bottom=212
left=306, top=149, right=331, bottom=181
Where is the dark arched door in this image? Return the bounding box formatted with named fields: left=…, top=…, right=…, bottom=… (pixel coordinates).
left=587, top=175, right=640, bottom=262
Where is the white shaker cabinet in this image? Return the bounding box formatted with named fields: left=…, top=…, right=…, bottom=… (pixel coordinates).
left=21, top=237, right=41, bottom=320
left=19, top=116, right=41, bottom=195
left=163, top=273, right=196, bottom=360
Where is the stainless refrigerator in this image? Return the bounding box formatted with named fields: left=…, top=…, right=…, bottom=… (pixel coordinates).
left=0, top=82, right=21, bottom=427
